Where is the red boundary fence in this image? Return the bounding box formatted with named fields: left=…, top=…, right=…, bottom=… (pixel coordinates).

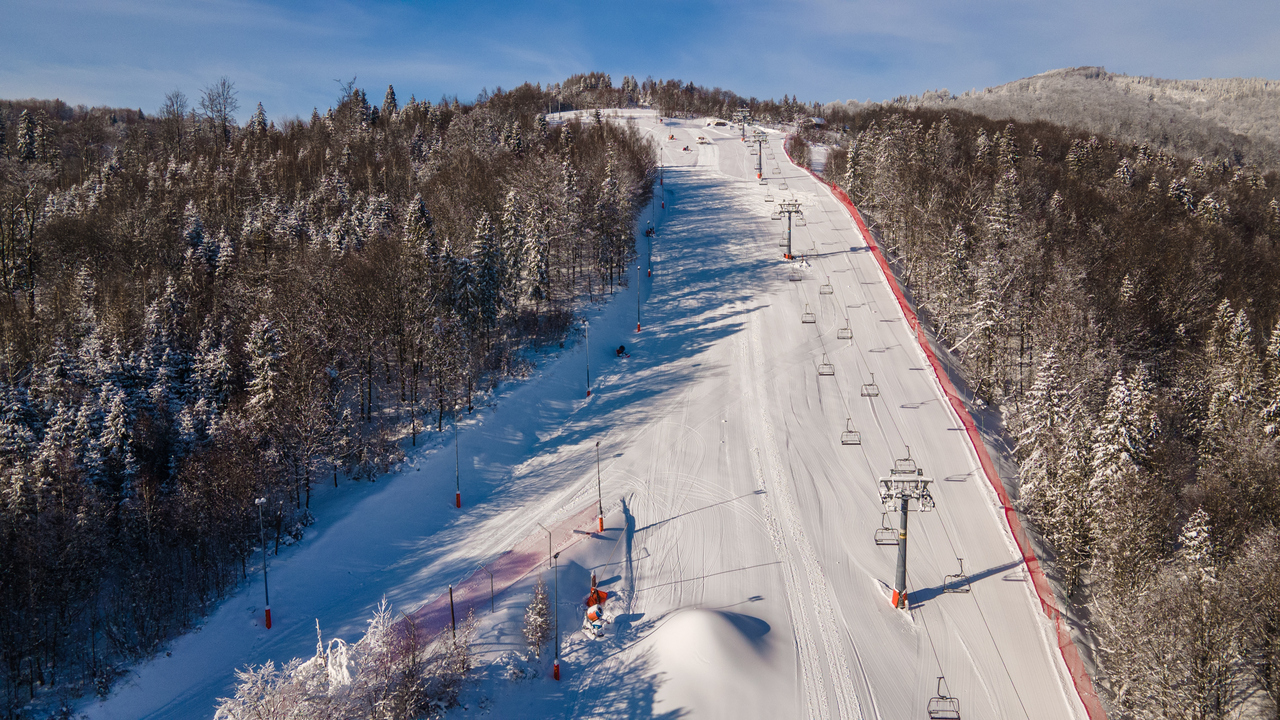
left=403, top=503, right=602, bottom=639
left=784, top=139, right=1108, bottom=720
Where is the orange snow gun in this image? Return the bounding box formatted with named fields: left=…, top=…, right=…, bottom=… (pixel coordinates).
left=587, top=587, right=609, bottom=608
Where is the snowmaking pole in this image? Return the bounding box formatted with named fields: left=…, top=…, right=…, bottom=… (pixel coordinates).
left=596, top=441, right=605, bottom=532
left=553, top=551, right=562, bottom=680
left=585, top=320, right=592, bottom=397
left=636, top=264, right=642, bottom=331
left=454, top=419, right=461, bottom=508
left=537, top=522, right=552, bottom=569
left=255, top=497, right=270, bottom=629
left=878, top=449, right=934, bottom=609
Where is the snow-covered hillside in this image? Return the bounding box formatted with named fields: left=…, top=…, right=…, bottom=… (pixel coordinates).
left=86, top=109, right=1091, bottom=719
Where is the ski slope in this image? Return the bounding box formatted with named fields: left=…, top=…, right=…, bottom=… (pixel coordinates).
left=85, top=109, right=1091, bottom=720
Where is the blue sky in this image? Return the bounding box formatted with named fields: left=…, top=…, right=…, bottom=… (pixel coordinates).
left=4, top=0, right=1278, bottom=122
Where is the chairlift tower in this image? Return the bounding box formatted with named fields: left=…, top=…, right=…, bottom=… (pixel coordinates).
left=733, top=108, right=751, bottom=141
left=878, top=446, right=935, bottom=609
left=774, top=200, right=803, bottom=259
left=750, top=130, right=768, bottom=180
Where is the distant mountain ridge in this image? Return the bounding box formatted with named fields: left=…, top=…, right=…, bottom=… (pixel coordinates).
left=864, top=66, right=1280, bottom=170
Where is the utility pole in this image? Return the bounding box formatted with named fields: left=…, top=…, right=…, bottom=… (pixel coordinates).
left=774, top=200, right=803, bottom=260
left=877, top=447, right=935, bottom=609
left=596, top=441, right=604, bottom=532
left=255, top=497, right=271, bottom=629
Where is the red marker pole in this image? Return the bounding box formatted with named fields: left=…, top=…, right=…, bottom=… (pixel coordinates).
left=585, top=320, right=592, bottom=397
left=454, top=420, right=462, bottom=508
left=636, top=265, right=642, bottom=332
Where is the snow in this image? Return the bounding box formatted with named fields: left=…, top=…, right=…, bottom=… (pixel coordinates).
left=83, top=109, right=1088, bottom=719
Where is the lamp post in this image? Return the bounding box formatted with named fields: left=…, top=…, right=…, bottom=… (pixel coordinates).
left=596, top=441, right=604, bottom=532
left=255, top=497, right=271, bottom=629
left=553, top=551, right=561, bottom=681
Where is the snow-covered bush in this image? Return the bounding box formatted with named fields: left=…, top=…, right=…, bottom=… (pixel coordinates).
left=214, top=599, right=476, bottom=720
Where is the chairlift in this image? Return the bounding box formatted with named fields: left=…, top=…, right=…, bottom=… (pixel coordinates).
left=764, top=191, right=775, bottom=203
left=892, top=445, right=918, bottom=476
left=795, top=214, right=807, bottom=227
left=819, top=276, right=834, bottom=295
left=841, top=418, right=862, bottom=446
left=771, top=210, right=782, bottom=221
left=801, top=304, right=816, bottom=324
left=944, top=559, right=971, bottom=594
left=779, top=235, right=790, bottom=247
left=818, top=354, right=835, bottom=376
left=874, top=513, right=898, bottom=546
left=779, top=181, right=789, bottom=190
left=860, top=372, right=880, bottom=398
left=838, top=319, right=853, bottom=340
left=772, top=166, right=782, bottom=175
left=788, top=268, right=803, bottom=282
left=927, top=677, right=961, bottom=720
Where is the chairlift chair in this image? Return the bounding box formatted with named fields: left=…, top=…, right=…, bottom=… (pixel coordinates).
left=779, top=235, right=790, bottom=247
left=838, top=319, right=853, bottom=340
left=772, top=166, right=782, bottom=175
left=841, top=418, right=861, bottom=446
left=788, top=268, right=803, bottom=282
left=779, top=181, right=789, bottom=190
left=874, top=513, right=898, bottom=546
left=892, top=445, right=918, bottom=476
left=795, top=214, right=807, bottom=227
left=927, top=677, right=961, bottom=720
left=944, top=559, right=971, bottom=594
left=817, top=354, right=835, bottom=376
left=764, top=191, right=775, bottom=203
left=771, top=210, right=782, bottom=221
left=759, top=176, right=769, bottom=185
left=801, top=304, right=816, bottom=324
left=860, top=372, right=880, bottom=397
left=819, top=276, right=834, bottom=295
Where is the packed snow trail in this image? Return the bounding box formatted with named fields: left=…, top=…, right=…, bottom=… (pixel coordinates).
left=86, top=110, right=1088, bottom=719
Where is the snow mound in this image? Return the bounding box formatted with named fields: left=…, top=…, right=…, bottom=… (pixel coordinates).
left=640, top=609, right=789, bottom=718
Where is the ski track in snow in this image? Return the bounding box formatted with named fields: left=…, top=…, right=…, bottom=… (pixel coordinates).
left=83, top=110, right=1087, bottom=720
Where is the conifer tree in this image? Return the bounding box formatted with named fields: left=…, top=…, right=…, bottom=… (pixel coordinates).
left=382, top=85, right=398, bottom=119
left=245, top=315, right=285, bottom=422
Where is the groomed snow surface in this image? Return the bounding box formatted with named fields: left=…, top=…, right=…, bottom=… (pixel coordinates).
left=85, top=110, right=1088, bottom=720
